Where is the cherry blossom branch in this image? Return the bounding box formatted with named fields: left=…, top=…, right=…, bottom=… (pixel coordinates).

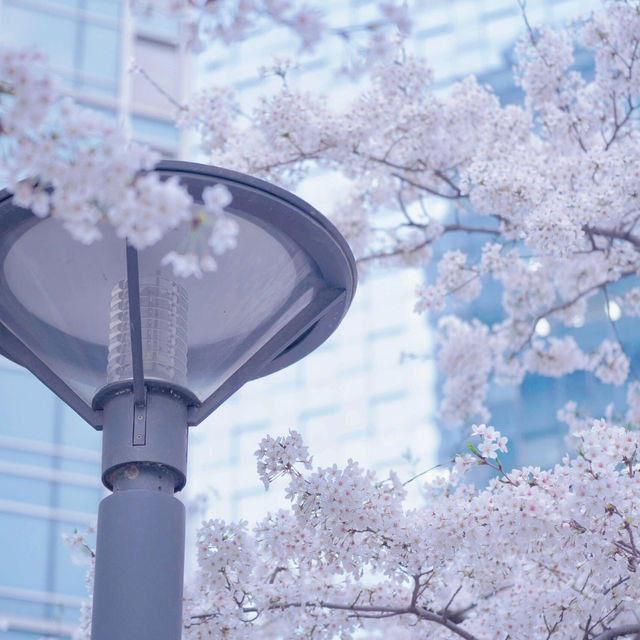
left=191, top=600, right=481, bottom=640
left=131, top=64, right=184, bottom=112
left=510, top=269, right=637, bottom=357
left=440, top=584, right=463, bottom=621
left=592, top=625, right=640, bottom=640
left=443, top=223, right=501, bottom=236
left=390, top=172, right=466, bottom=200
left=357, top=152, right=465, bottom=198
left=409, top=574, right=422, bottom=608
left=402, top=462, right=447, bottom=486
left=357, top=222, right=500, bottom=263
left=433, top=169, right=463, bottom=197
left=604, top=95, right=636, bottom=151
left=250, top=148, right=331, bottom=173
left=544, top=607, right=566, bottom=639
left=466, top=442, right=519, bottom=487
left=517, top=0, right=537, bottom=47
left=584, top=225, right=640, bottom=250
left=582, top=603, right=627, bottom=640
left=357, top=241, right=429, bottom=263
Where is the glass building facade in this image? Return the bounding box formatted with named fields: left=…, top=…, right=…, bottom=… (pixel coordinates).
left=0, top=360, right=101, bottom=638
left=0, top=0, right=188, bottom=156
left=0, top=0, right=189, bottom=635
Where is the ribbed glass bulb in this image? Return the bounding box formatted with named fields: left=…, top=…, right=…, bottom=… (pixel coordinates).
left=107, top=276, right=188, bottom=386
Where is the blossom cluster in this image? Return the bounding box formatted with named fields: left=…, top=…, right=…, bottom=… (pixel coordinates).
left=61, top=529, right=95, bottom=640
left=470, top=423, right=508, bottom=460
left=0, top=47, right=237, bottom=275
left=131, top=0, right=325, bottom=52
left=255, top=430, right=312, bottom=490
left=182, top=423, right=640, bottom=640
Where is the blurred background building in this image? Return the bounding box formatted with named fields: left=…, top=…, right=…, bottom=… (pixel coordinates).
left=0, top=0, right=605, bottom=636
left=0, top=1, right=189, bottom=636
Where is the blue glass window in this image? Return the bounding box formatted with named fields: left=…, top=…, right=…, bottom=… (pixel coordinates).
left=58, top=483, right=102, bottom=513
left=0, top=474, right=51, bottom=506
left=61, top=404, right=101, bottom=451
left=58, top=457, right=101, bottom=477
left=41, top=0, right=120, bottom=15
left=0, top=513, right=49, bottom=590
left=0, top=629, right=57, bottom=640
left=131, top=115, right=180, bottom=146
left=0, top=448, right=52, bottom=468
left=0, top=371, right=56, bottom=441
left=134, top=10, right=178, bottom=38
left=79, top=23, right=120, bottom=85
left=3, top=4, right=76, bottom=70
left=0, top=596, right=47, bottom=621
left=3, top=1, right=120, bottom=96
left=87, top=0, right=121, bottom=17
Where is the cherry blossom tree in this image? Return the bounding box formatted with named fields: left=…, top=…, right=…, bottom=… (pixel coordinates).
left=7, top=0, right=640, bottom=638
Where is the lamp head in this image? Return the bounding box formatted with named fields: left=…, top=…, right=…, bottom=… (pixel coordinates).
left=0, top=161, right=356, bottom=428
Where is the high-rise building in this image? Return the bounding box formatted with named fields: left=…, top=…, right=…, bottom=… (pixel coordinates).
left=184, top=0, right=604, bottom=525
left=182, top=2, right=443, bottom=530
left=0, top=0, right=190, bottom=156
left=0, top=1, right=190, bottom=636
left=0, top=360, right=101, bottom=638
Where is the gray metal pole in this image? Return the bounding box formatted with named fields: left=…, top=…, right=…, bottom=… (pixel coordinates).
left=91, top=390, right=189, bottom=640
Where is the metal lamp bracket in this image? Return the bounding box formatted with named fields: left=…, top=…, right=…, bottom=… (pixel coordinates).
left=133, top=398, right=147, bottom=446
left=126, top=243, right=150, bottom=447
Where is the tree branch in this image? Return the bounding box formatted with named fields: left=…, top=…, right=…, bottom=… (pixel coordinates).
left=391, top=172, right=466, bottom=200
left=191, top=599, right=481, bottom=640
left=357, top=222, right=500, bottom=263
left=592, top=625, right=640, bottom=640
left=584, top=225, right=640, bottom=249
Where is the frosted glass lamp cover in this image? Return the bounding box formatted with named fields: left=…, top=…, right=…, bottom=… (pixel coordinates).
left=0, top=161, right=357, bottom=428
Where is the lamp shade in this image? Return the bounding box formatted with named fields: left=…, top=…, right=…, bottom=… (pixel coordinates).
left=0, top=161, right=356, bottom=428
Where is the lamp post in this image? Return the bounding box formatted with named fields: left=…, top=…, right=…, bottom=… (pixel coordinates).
left=0, top=161, right=356, bottom=640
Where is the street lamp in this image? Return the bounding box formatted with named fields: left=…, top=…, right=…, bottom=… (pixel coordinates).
left=0, top=161, right=357, bottom=640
